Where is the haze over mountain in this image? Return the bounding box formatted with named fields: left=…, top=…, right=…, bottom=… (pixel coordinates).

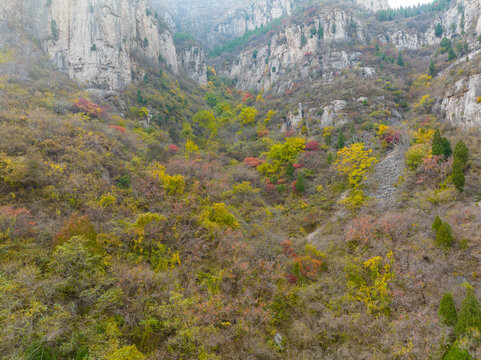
left=0, top=0, right=481, bottom=359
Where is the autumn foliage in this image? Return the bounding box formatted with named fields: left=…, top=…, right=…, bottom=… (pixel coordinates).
left=305, top=141, right=320, bottom=151
left=109, top=125, right=126, bottom=133
left=244, top=157, right=264, bottom=168
left=53, top=213, right=97, bottom=248
left=281, top=239, right=324, bottom=283
left=72, top=99, right=108, bottom=119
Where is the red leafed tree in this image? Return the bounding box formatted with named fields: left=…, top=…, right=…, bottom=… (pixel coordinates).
left=168, top=144, right=179, bottom=153
left=244, top=157, right=264, bottom=168
left=72, top=99, right=108, bottom=119
left=109, top=125, right=126, bottom=134
left=305, top=141, right=320, bottom=151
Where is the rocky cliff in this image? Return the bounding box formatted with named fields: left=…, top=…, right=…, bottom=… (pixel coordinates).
left=442, top=74, right=481, bottom=128
left=214, top=7, right=371, bottom=91
left=153, top=0, right=299, bottom=50
left=213, top=0, right=481, bottom=92
left=153, top=0, right=388, bottom=50
left=0, top=0, right=181, bottom=90
left=177, top=43, right=208, bottom=85
left=384, top=0, right=481, bottom=50
left=0, top=0, right=209, bottom=90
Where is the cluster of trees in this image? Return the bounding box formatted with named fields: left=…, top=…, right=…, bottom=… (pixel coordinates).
left=376, top=0, right=452, bottom=22
left=210, top=18, right=283, bottom=57
left=439, top=286, right=481, bottom=359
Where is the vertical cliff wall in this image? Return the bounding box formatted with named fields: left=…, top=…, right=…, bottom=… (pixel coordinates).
left=0, top=0, right=207, bottom=90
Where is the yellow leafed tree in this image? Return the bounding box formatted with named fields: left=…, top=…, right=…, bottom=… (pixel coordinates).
left=336, top=143, right=377, bottom=188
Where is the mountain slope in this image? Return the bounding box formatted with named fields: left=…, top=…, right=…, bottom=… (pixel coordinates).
left=1, top=0, right=481, bottom=359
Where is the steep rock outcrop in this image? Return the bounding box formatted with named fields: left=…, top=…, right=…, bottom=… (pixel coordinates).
left=177, top=44, right=208, bottom=85
left=214, top=0, right=295, bottom=40
left=386, top=0, right=481, bottom=50
left=153, top=0, right=298, bottom=50
left=0, top=0, right=178, bottom=90
left=218, top=9, right=369, bottom=91
left=442, top=74, right=481, bottom=128
left=153, top=0, right=388, bottom=50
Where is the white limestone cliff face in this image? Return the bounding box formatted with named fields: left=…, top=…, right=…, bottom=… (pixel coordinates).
left=215, top=0, right=294, bottom=39
left=153, top=0, right=298, bottom=50
left=442, top=75, right=481, bottom=128
left=383, top=30, right=427, bottom=50
left=387, top=0, right=481, bottom=50
left=177, top=45, right=208, bottom=85
left=153, top=0, right=387, bottom=50
left=0, top=0, right=179, bottom=90
left=220, top=9, right=369, bottom=91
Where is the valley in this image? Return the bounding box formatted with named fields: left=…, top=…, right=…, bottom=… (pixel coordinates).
left=0, top=0, right=481, bottom=359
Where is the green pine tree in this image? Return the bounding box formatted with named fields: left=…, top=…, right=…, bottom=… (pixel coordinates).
left=436, top=222, right=453, bottom=249
left=286, top=161, right=295, bottom=179
left=432, top=130, right=452, bottom=158
left=397, top=51, right=404, bottom=67
left=455, top=286, right=481, bottom=336
left=318, top=25, right=324, bottom=39
left=452, top=141, right=468, bottom=192
left=448, top=48, right=457, bottom=62
left=435, top=23, right=443, bottom=38
left=439, top=292, right=457, bottom=326
left=295, top=172, right=306, bottom=193
left=429, top=59, right=436, bottom=77
left=441, top=137, right=452, bottom=158
left=453, top=141, right=469, bottom=167
left=337, top=130, right=345, bottom=149
left=432, top=216, right=443, bottom=232
left=432, top=129, right=443, bottom=156
left=327, top=152, right=333, bottom=165
left=452, top=161, right=465, bottom=192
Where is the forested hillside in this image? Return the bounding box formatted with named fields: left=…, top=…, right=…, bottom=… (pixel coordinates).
left=1, top=0, right=481, bottom=359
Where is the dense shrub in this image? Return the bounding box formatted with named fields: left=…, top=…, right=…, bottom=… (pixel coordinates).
left=109, top=125, right=126, bottom=134
left=54, top=213, right=97, bottom=248
left=294, top=172, right=306, bottom=193
left=405, top=144, right=430, bottom=170
left=444, top=344, right=473, bottom=360
left=200, top=203, right=239, bottom=230
left=105, top=345, right=146, bottom=360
